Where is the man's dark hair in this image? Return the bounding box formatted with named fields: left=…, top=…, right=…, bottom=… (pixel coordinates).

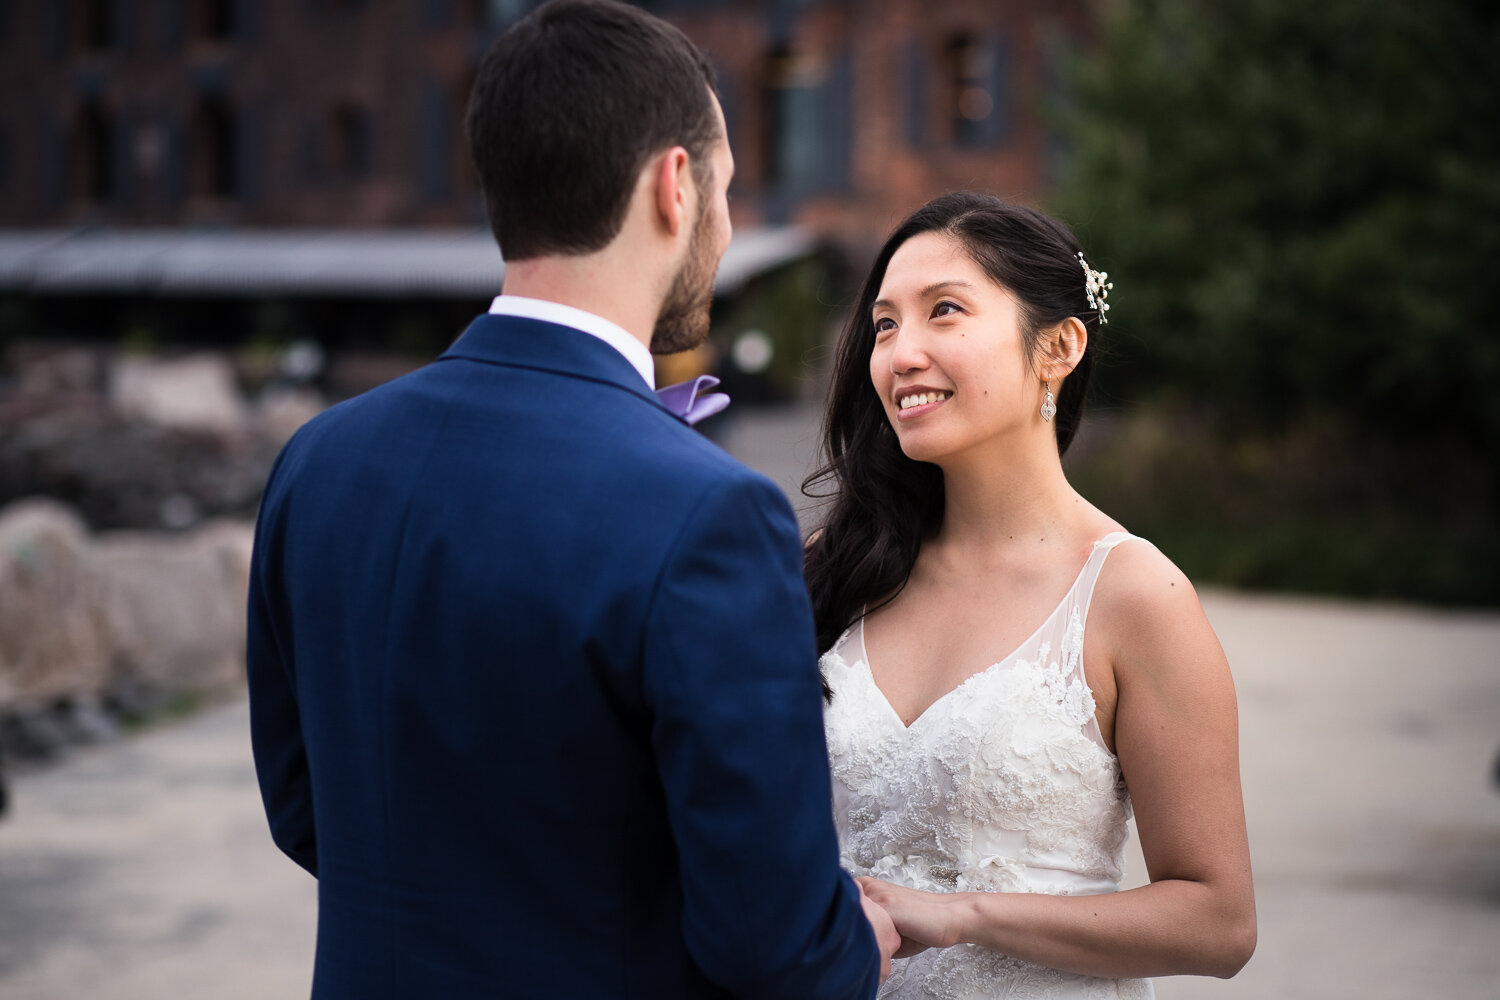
left=466, top=0, right=720, bottom=261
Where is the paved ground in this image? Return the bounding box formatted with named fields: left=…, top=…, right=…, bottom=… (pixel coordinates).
left=0, top=698, right=318, bottom=1000
left=1135, top=592, right=1500, bottom=1000
left=2, top=403, right=1497, bottom=999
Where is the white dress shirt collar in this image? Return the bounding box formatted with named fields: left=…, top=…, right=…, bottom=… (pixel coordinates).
left=487, top=295, right=655, bottom=390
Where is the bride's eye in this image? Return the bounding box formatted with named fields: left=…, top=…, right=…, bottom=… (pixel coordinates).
left=873, top=316, right=898, bottom=334
left=932, top=301, right=962, bottom=318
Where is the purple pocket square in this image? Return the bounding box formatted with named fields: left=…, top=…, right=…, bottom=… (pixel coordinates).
left=656, top=374, right=730, bottom=426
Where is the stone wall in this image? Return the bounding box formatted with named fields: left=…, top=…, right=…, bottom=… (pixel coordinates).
left=0, top=498, right=254, bottom=747
left=0, top=343, right=321, bottom=792
left=0, top=345, right=323, bottom=532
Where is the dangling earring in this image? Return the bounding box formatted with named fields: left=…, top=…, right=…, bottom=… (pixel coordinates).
left=1040, top=381, right=1056, bottom=422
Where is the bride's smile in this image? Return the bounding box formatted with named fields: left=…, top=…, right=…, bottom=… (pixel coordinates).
left=895, top=386, right=952, bottom=415
left=868, top=231, right=1048, bottom=466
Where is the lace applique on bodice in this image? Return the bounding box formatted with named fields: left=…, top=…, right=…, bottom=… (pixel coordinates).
left=822, top=532, right=1154, bottom=1000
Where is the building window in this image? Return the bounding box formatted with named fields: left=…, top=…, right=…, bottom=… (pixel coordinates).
left=452, top=71, right=481, bottom=211
left=762, top=46, right=825, bottom=194
left=75, top=0, right=114, bottom=52
left=903, top=40, right=928, bottom=148
left=947, top=34, right=1009, bottom=148
left=300, top=115, right=322, bottom=182
left=419, top=79, right=450, bottom=200
left=459, top=0, right=530, bottom=27
left=134, top=122, right=165, bottom=186
left=71, top=98, right=115, bottom=202
left=330, top=103, right=372, bottom=179
left=188, top=94, right=237, bottom=198
left=712, top=59, right=736, bottom=163
left=191, top=0, right=236, bottom=41
left=0, top=122, right=11, bottom=196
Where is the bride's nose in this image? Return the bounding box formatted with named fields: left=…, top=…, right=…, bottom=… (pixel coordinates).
left=887, top=329, right=930, bottom=376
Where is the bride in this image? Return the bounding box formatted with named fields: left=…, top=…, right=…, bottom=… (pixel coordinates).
left=804, top=193, right=1255, bottom=998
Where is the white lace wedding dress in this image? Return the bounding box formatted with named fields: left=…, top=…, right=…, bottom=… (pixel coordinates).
left=822, top=532, right=1154, bottom=999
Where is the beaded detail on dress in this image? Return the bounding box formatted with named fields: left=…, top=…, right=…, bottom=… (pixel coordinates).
left=822, top=533, right=1154, bottom=1000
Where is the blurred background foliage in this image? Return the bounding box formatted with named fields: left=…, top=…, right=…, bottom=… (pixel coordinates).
left=1049, top=0, right=1500, bottom=606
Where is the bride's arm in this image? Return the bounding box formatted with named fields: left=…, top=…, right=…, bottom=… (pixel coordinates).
left=862, top=543, right=1256, bottom=979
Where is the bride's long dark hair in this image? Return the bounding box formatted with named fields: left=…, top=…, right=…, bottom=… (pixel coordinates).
left=803, top=193, right=1106, bottom=656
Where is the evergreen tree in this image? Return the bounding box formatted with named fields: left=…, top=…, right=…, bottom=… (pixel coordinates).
left=1050, top=0, right=1500, bottom=603
left=1053, top=0, right=1500, bottom=449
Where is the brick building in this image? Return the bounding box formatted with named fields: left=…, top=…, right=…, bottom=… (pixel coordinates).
left=0, top=0, right=1094, bottom=256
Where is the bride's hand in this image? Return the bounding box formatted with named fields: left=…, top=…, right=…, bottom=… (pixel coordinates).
left=856, top=880, right=901, bottom=981
left=856, top=877, right=965, bottom=957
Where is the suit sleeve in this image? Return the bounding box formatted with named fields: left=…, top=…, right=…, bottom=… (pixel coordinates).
left=642, top=471, right=879, bottom=1000
left=246, top=449, right=319, bottom=877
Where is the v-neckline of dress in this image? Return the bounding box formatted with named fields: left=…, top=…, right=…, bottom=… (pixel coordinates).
left=856, top=532, right=1126, bottom=731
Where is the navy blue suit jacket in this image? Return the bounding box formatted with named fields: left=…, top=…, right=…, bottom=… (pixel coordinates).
left=247, top=314, right=878, bottom=999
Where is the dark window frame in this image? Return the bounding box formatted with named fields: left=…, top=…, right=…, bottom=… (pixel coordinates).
left=187, top=92, right=238, bottom=199
left=75, top=0, right=115, bottom=53
left=72, top=96, right=117, bottom=203
left=329, top=102, right=373, bottom=180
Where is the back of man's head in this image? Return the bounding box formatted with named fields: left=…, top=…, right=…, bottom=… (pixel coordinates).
left=466, top=0, right=720, bottom=262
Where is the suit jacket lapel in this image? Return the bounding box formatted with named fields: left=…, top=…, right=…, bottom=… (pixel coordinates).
left=439, top=314, right=662, bottom=410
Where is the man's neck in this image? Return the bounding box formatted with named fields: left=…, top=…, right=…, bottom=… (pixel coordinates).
left=488, top=294, right=656, bottom=389
left=502, top=254, right=659, bottom=352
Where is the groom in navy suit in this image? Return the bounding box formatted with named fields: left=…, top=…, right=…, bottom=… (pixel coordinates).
left=247, top=1, right=897, bottom=996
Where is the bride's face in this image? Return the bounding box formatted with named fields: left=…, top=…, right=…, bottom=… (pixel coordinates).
left=868, top=231, right=1041, bottom=465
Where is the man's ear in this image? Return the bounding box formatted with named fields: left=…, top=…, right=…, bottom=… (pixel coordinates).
left=652, top=146, right=694, bottom=239
left=1041, top=317, right=1088, bottom=382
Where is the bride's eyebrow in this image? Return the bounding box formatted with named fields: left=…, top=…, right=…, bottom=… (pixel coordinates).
left=921, top=280, right=976, bottom=297
left=872, top=280, right=976, bottom=312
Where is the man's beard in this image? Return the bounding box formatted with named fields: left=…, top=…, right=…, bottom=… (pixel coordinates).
left=650, top=200, right=718, bottom=355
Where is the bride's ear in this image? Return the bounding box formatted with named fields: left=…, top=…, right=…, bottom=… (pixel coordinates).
left=1041, top=317, right=1088, bottom=383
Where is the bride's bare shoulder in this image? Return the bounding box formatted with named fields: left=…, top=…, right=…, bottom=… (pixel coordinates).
left=1091, top=535, right=1216, bottom=656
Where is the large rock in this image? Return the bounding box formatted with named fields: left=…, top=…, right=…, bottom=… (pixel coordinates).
left=90, top=519, right=254, bottom=697
left=0, top=499, right=112, bottom=711
left=0, top=406, right=279, bottom=531
left=253, top=385, right=324, bottom=448
left=109, top=354, right=247, bottom=433
left=0, top=499, right=254, bottom=716
left=1, top=342, right=328, bottom=532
